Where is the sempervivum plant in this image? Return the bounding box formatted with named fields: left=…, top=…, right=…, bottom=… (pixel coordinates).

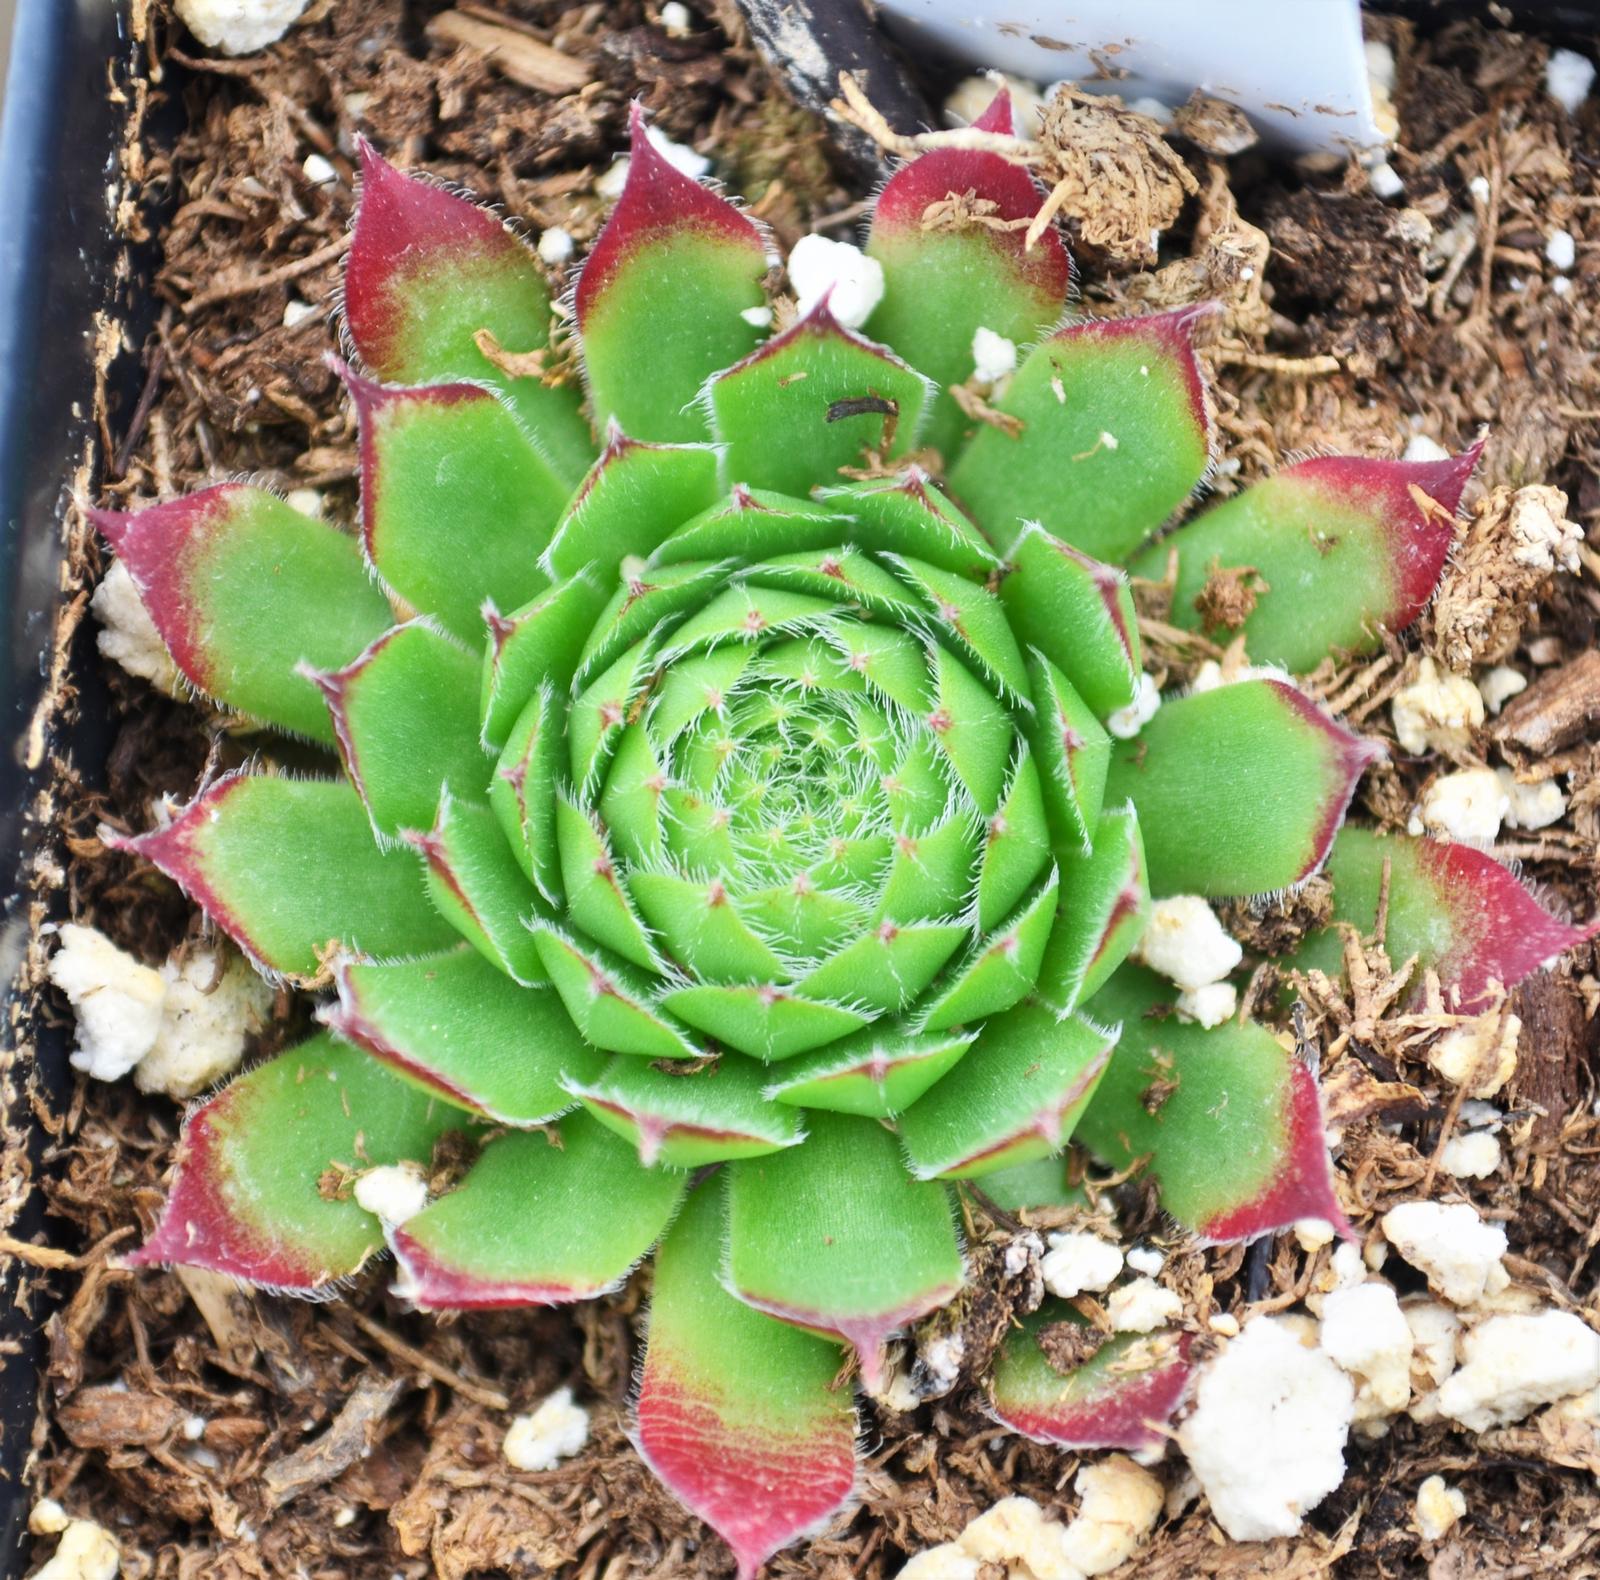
left=95, top=93, right=1594, bottom=1575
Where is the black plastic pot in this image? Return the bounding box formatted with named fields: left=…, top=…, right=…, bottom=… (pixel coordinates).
left=0, top=0, right=150, bottom=1568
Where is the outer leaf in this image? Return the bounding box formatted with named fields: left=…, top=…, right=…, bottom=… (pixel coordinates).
left=1105, top=679, right=1383, bottom=896
left=725, top=1111, right=963, bottom=1388
left=971, top=1154, right=1087, bottom=1212
left=480, top=573, right=603, bottom=752
left=898, top=1002, right=1115, bottom=1178
left=106, top=772, right=455, bottom=977
left=127, top=1034, right=464, bottom=1289
left=637, top=1185, right=857, bottom=1580
left=707, top=303, right=932, bottom=496
left=322, top=948, right=603, bottom=1125
left=577, top=106, right=767, bottom=441
left=1139, top=445, right=1483, bottom=670
left=391, top=1113, right=686, bottom=1307
left=308, top=619, right=488, bottom=840
left=990, top=1306, right=1191, bottom=1452
left=1303, top=827, right=1599, bottom=1011
left=564, top=1056, right=803, bottom=1167
left=949, top=306, right=1213, bottom=558
left=1001, top=526, right=1141, bottom=719
left=345, top=143, right=592, bottom=483
left=763, top=1025, right=977, bottom=1117
left=1075, top=966, right=1349, bottom=1243
left=92, top=486, right=392, bottom=744
left=865, top=86, right=1071, bottom=460
left=346, top=370, right=565, bottom=643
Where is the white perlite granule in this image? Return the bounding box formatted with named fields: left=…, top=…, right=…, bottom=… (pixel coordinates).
left=92, top=559, right=183, bottom=696
left=1133, top=895, right=1242, bottom=992
left=1380, top=1200, right=1508, bottom=1306
left=175, top=0, right=312, bottom=55
left=1436, top=1312, right=1600, bottom=1430
left=1177, top=1318, right=1355, bottom=1541
left=787, top=233, right=885, bottom=330
left=504, top=1387, right=591, bottom=1471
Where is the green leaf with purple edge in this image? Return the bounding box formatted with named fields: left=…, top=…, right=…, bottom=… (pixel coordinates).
left=345, top=368, right=566, bottom=644
left=322, top=947, right=603, bottom=1125
left=969, top=1153, right=1087, bottom=1212
left=989, top=1305, right=1192, bottom=1453
left=707, top=304, right=933, bottom=496
left=1038, top=805, right=1150, bottom=1013
left=480, top=572, right=603, bottom=753
left=898, top=1001, right=1116, bottom=1179
left=346, top=142, right=593, bottom=484
left=563, top=1055, right=803, bottom=1168
left=1104, top=679, right=1384, bottom=897
left=1298, top=826, right=1599, bottom=1011
left=973, top=743, right=1054, bottom=932
left=949, top=306, right=1214, bottom=559
left=577, top=106, right=768, bottom=442
left=531, top=924, right=703, bottom=1059
left=491, top=683, right=566, bottom=903
left=390, top=1112, right=686, bottom=1309
left=815, top=469, right=1001, bottom=579
left=127, top=1032, right=467, bottom=1290
left=762, top=1024, right=977, bottom=1117
left=865, top=86, right=1072, bottom=462
left=1074, top=965, right=1349, bottom=1244
left=637, top=1184, right=857, bottom=1580
left=406, top=790, right=549, bottom=985
left=1023, top=651, right=1111, bottom=857
left=1001, top=526, right=1142, bottom=719
left=1135, top=444, right=1485, bottom=671
left=105, top=772, right=456, bottom=978
left=91, top=485, right=393, bottom=745
left=725, top=1110, right=963, bottom=1389
left=916, top=868, right=1060, bottom=1031
left=307, top=619, right=489, bottom=840
left=659, top=982, right=871, bottom=1063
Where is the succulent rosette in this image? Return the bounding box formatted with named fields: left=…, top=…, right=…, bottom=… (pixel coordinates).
left=92, top=93, right=1594, bottom=1576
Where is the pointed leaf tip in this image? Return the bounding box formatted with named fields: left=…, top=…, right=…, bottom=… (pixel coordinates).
left=971, top=85, right=1016, bottom=135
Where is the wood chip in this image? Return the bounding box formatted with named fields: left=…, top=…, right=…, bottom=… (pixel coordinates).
left=1493, top=649, right=1600, bottom=755
left=261, top=1370, right=406, bottom=1510
left=426, top=10, right=593, bottom=96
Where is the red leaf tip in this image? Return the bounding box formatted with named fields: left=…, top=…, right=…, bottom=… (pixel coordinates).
left=971, top=85, right=1016, bottom=136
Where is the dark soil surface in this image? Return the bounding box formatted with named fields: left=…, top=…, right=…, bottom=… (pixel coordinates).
left=12, top=3, right=1600, bottom=1576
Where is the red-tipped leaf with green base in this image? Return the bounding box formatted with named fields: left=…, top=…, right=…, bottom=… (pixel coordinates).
left=637, top=1185, right=857, bottom=1580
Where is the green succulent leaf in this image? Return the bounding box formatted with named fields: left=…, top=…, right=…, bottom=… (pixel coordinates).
left=970, top=1154, right=1087, bottom=1212
left=637, top=1184, right=857, bottom=1580
left=763, top=1024, right=977, bottom=1117
left=1105, top=679, right=1383, bottom=896
left=950, top=307, right=1213, bottom=559
left=1038, top=805, right=1150, bottom=1012
left=127, top=1033, right=466, bottom=1290
left=108, top=772, right=456, bottom=977
left=989, top=1305, right=1192, bottom=1452
left=391, top=1113, right=687, bottom=1307
left=898, top=1001, right=1115, bottom=1178
left=323, top=947, right=602, bottom=1124
left=577, top=107, right=767, bottom=441
left=532, top=925, right=703, bottom=1058
left=92, top=486, right=392, bottom=745
left=1024, top=652, right=1112, bottom=856
left=725, top=1111, right=963, bottom=1388
left=346, top=369, right=566, bottom=643
left=815, top=470, right=1000, bottom=578
left=1074, top=966, right=1347, bottom=1243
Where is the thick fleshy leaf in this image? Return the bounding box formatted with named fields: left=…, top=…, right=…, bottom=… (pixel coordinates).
left=990, top=1306, right=1191, bottom=1452
left=660, top=983, right=870, bottom=1062
left=707, top=303, right=933, bottom=496
left=480, top=573, right=604, bottom=752
left=127, top=1034, right=464, bottom=1289
left=890, top=552, right=1030, bottom=701
left=533, top=925, right=702, bottom=1058
left=491, top=684, right=566, bottom=903
left=391, top=1113, right=686, bottom=1308
left=345, top=143, right=592, bottom=483
left=763, top=1024, right=977, bottom=1116
left=1075, top=966, right=1348, bottom=1243
left=542, top=426, right=722, bottom=583
left=1105, top=679, right=1383, bottom=897
left=92, top=486, right=392, bottom=744
left=971, top=1154, right=1087, bottom=1212
left=949, top=307, right=1213, bottom=559
left=564, top=1056, right=803, bottom=1167
left=1001, top=526, right=1141, bottom=719
left=106, top=772, right=455, bottom=977
left=1138, top=445, right=1483, bottom=670
left=916, top=870, right=1060, bottom=1031
left=975, top=744, right=1054, bottom=932
left=865, top=86, right=1071, bottom=460
left=308, top=620, right=488, bottom=839
left=321, top=948, right=603, bottom=1124
left=725, top=1111, right=963, bottom=1387
left=815, top=470, right=1000, bottom=578
left=637, top=1185, right=857, bottom=1580
left=346, top=370, right=565, bottom=643
left=1025, top=653, right=1111, bottom=856
left=898, top=1002, right=1115, bottom=1178
left=577, top=106, right=767, bottom=441
left=1038, top=806, right=1149, bottom=1012
left=1303, top=827, right=1598, bottom=1011
left=407, top=792, right=548, bottom=985
left=647, top=488, right=844, bottom=570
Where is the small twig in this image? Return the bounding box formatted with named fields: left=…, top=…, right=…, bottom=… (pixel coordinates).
left=184, top=235, right=351, bottom=314
left=1209, top=348, right=1343, bottom=378
left=111, top=344, right=167, bottom=481
left=831, top=71, right=1037, bottom=164
left=0, top=1225, right=133, bottom=1272
left=345, top=1307, right=510, bottom=1411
